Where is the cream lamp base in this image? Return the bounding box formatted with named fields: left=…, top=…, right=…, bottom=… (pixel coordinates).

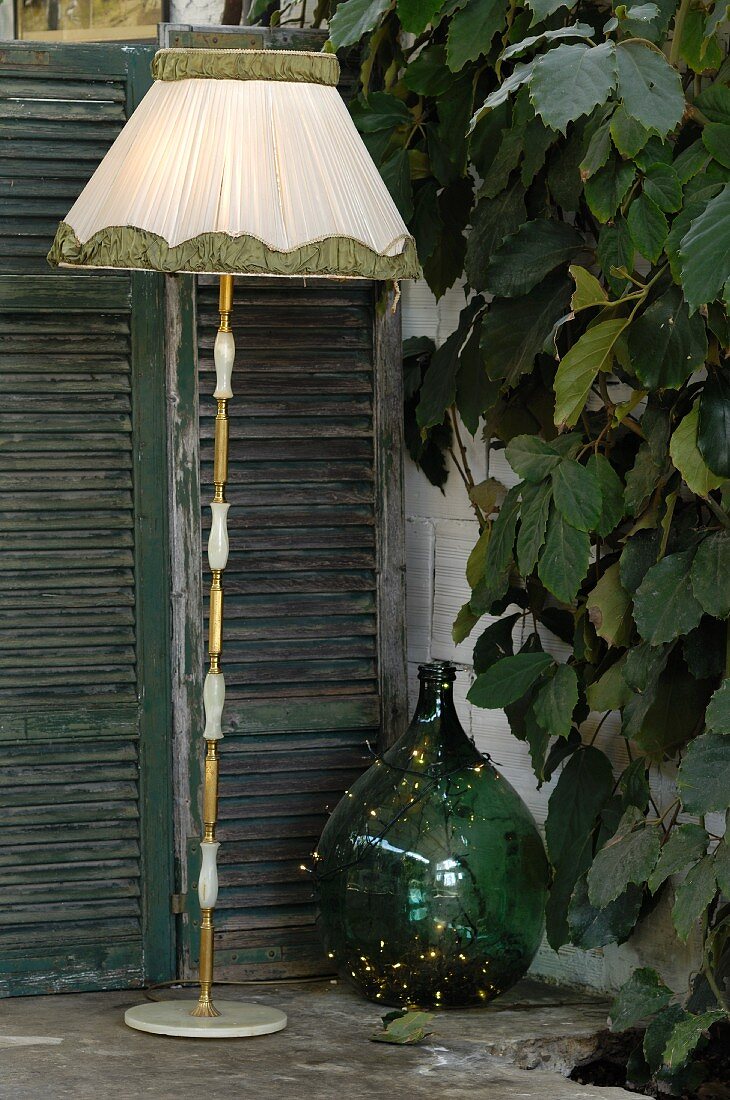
left=124, top=1001, right=287, bottom=1038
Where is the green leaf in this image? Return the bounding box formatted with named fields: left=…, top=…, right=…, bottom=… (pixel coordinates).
left=643, top=162, right=682, bottom=213
left=672, top=855, right=719, bottom=941
left=553, top=318, right=627, bottom=428
left=663, top=1011, right=727, bottom=1069
left=706, top=679, right=730, bottom=734
left=648, top=823, right=708, bottom=893
left=465, top=185, right=526, bottom=291
left=483, top=220, right=584, bottom=298
left=372, top=1009, right=434, bottom=1044
left=678, top=731, right=730, bottom=815
left=530, top=42, right=617, bottom=135
left=505, top=435, right=563, bottom=483
left=469, top=62, right=536, bottom=131
left=587, top=453, right=625, bottom=537
left=516, top=479, right=553, bottom=574
left=698, top=374, right=730, bottom=479
left=610, top=105, right=650, bottom=157
left=680, top=184, right=730, bottom=313
left=379, top=148, right=414, bottom=221
left=469, top=477, right=507, bottom=516
left=620, top=530, right=662, bottom=595
left=329, top=0, right=391, bottom=49
left=609, top=968, right=673, bottom=1031
left=527, top=42, right=620, bottom=136
left=416, top=298, right=483, bottom=430
left=691, top=533, right=730, bottom=619
left=628, top=287, right=708, bottom=390
left=632, top=662, right=712, bottom=761
left=597, top=217, right=634, bottom=296
left=569, top=265, right=608, bottom=311
left=679, top=8, right=724, bottom=73
left=501, top=22, right=595, bottom=61
left=533, top=663, right=579, bottom=738
left=620, top=757, right=650, bottom=811
left=538, top=506, right=591, bottom=603
left=484, top=481, right=522, bottom=575
left=644, top=1005, right=688, bottom=1071
left=695, top=82, right=730, bottom=125
left=467, top=652, right=553, bottom=708
left=446, top=0, right=505, bottom=71
left=466, top=527, right=491, bottom=589
left=456, top=326, right=497, bottom=436
left=396, top=0, right=446, bottom=33
left=670, top=403, right=726, bottom=497
left=568, top=875, right=644, bottom=949
left=587, top=562, right=633, bottom=647
left=480, top=276, right=572, bottom=386
left=673, top=139, right=710, bottom=185
left=551, top=459, right=602, bottom=532
left=587, top=655, right=633, bottom=711
left=525, top=0, right=572, bottom=24
left=453, top=601, right=480, bottom=644
left=585, top=158, right=636, bottom=223
left=580, top=120, right=612, bottom=181
left=633, top=550, right=704, bottom=645
left=627, top=192, right=668, bottom=263
left=615, top=41, right=685, bottom=137
left=351, top=92, right=411, bottom=132
left=588, top=807, right=660, bottom=907
left=403, top=44, right=454, bottom=95
left=545, top=746, right=614, bottom=949
left=472, top=612, right=519, bottom=673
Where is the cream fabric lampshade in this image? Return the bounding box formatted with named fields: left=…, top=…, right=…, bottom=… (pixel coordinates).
left=48, top=48, right=419, bottom=281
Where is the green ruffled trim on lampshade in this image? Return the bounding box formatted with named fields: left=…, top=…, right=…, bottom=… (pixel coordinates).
left=151, top=48, right=340, bottom=86
left=47, top=222, right=422, bottom=281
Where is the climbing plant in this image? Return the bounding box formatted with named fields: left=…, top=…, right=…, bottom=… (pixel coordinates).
left=318, top=0, right=730, bottom=1087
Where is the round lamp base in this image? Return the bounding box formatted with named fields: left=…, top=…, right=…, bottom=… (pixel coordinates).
left=124, top=1000, right=288, bottom=1039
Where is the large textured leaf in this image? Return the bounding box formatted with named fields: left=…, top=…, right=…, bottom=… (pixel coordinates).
left=351, top=92, right=411, bottom=131
left=628, top=287, right=707, bottom=390
left=506, top=435, right=563, bottom=482
left=484, top=481, right=522, bottom=575
left=705, top=679, right=730, bottom=734
left=446, top=0, right=505, bottom=71
left=472, top=613, right=519, bottom=673
left=663, top=1011, right=727, bottom=1069
left=610, top=104, right=650, bottom=157
left=533, top=663, right=579, bottom=737
left=672, top=855, right=719, bottom=941
left=516, top=479, right=552, bottom=574
left=624, top=443, right=663, bottom=516
left=416, top=298, right=483, bottom=429
left=679, top=184, right=730, bottom=313
left=648, top=823, right=708, bottom=893
left=501, top=22, right=594, bottom=60
left=691, top=532, right=730, bottom=619
left=396, top=0, right=446, bottom=33
left=588, top=807, right=660, bottom=907
left=465, top=184, right=526, bottom=291
left=670, top=403, right=725, bottom=497
left=677, top=731, right=730, bottom=815
left=538, top=507, right=591, bottom=603
left=597, top=217, right=634, bottom=296
left=468, top=62, right=536, bottom=131
left=553, top=318, right=627, bottom=428
left=570, top=265, right=608, bottom=311
left=379, top=148, right=414, bottom=220
left=467, top=652, right=553, bottom=708
left=480, top=276, right=572, bottom=386
left=456, top=326, right=498, bottom=435
left=643, top=162, right=682, bottom=214
left=585, top=158, right=636, bottom=223
left=587, top=453, right=625, bottom=536
left=632, top=663, right=712, bottom=761
left=627, top=193, right=668, bottom=263
left=615, top=41, right=684, bottom=137
left=609, top=968, right=673, bottom=1031
left=483, top=220, right=583, bottom=298
left=329, top=0, right=391, bottom=48
left=580, top=120, right=612, bottom=181
left=587, top=562, right=633, bottom=647
left=586, top=655, right=633, bottom=711
left=568, top=875, right=644, bottom=949
left=698, top=374, right=730, bottom=478
left=551, top=459, right=602, bottom=532
left=530, top=43, right=617, bottom=135
left=525, top=0, right=571, bottom=23
left=644, top=1005, right=689, bottom=1072
left=545, top=746, right=614, bottom=949
left=633, top=551, right=704, bottom=645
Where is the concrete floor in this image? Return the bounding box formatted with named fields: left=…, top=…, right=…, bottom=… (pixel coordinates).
left=0, top=979, right=634, bottom=1100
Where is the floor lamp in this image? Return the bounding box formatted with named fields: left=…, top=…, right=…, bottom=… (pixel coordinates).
left=48, top=46, right=418, bottom=1038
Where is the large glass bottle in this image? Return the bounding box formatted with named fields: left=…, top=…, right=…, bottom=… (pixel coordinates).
left=315, top=661, right=548, bottom=1008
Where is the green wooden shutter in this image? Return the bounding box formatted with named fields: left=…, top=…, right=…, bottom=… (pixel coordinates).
left=0, top=43, right=174, bottom=996
left=162, top=21, right=408, bottom=984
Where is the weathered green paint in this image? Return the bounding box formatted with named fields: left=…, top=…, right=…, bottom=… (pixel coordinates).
left=0, top=42, right=174, bottom=997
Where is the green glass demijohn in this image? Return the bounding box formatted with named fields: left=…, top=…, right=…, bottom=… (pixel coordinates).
left=315, top=661, right=548, bottom=1008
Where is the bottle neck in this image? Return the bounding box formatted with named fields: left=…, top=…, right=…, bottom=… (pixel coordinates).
left=386, top=668, right=480, bottom=772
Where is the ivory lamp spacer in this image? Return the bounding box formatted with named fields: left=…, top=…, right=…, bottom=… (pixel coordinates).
left=124, top=1000, right=287, bottom=1038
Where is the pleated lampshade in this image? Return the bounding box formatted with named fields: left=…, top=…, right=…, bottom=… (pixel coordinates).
left=48, top=48, right=419, bottom=281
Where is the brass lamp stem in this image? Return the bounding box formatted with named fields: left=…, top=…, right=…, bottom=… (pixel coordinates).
left=192, top=273, right=234, bottom=1019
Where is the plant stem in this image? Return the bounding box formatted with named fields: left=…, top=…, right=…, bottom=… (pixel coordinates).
left=706, top=494, right=730, bottom=531
left=669, top=0, right=692, bottom=67
left=448, top=407, right=486, bottom=528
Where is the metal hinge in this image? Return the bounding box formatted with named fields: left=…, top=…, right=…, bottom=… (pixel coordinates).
left=171, top=893, right=187, bottom=914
